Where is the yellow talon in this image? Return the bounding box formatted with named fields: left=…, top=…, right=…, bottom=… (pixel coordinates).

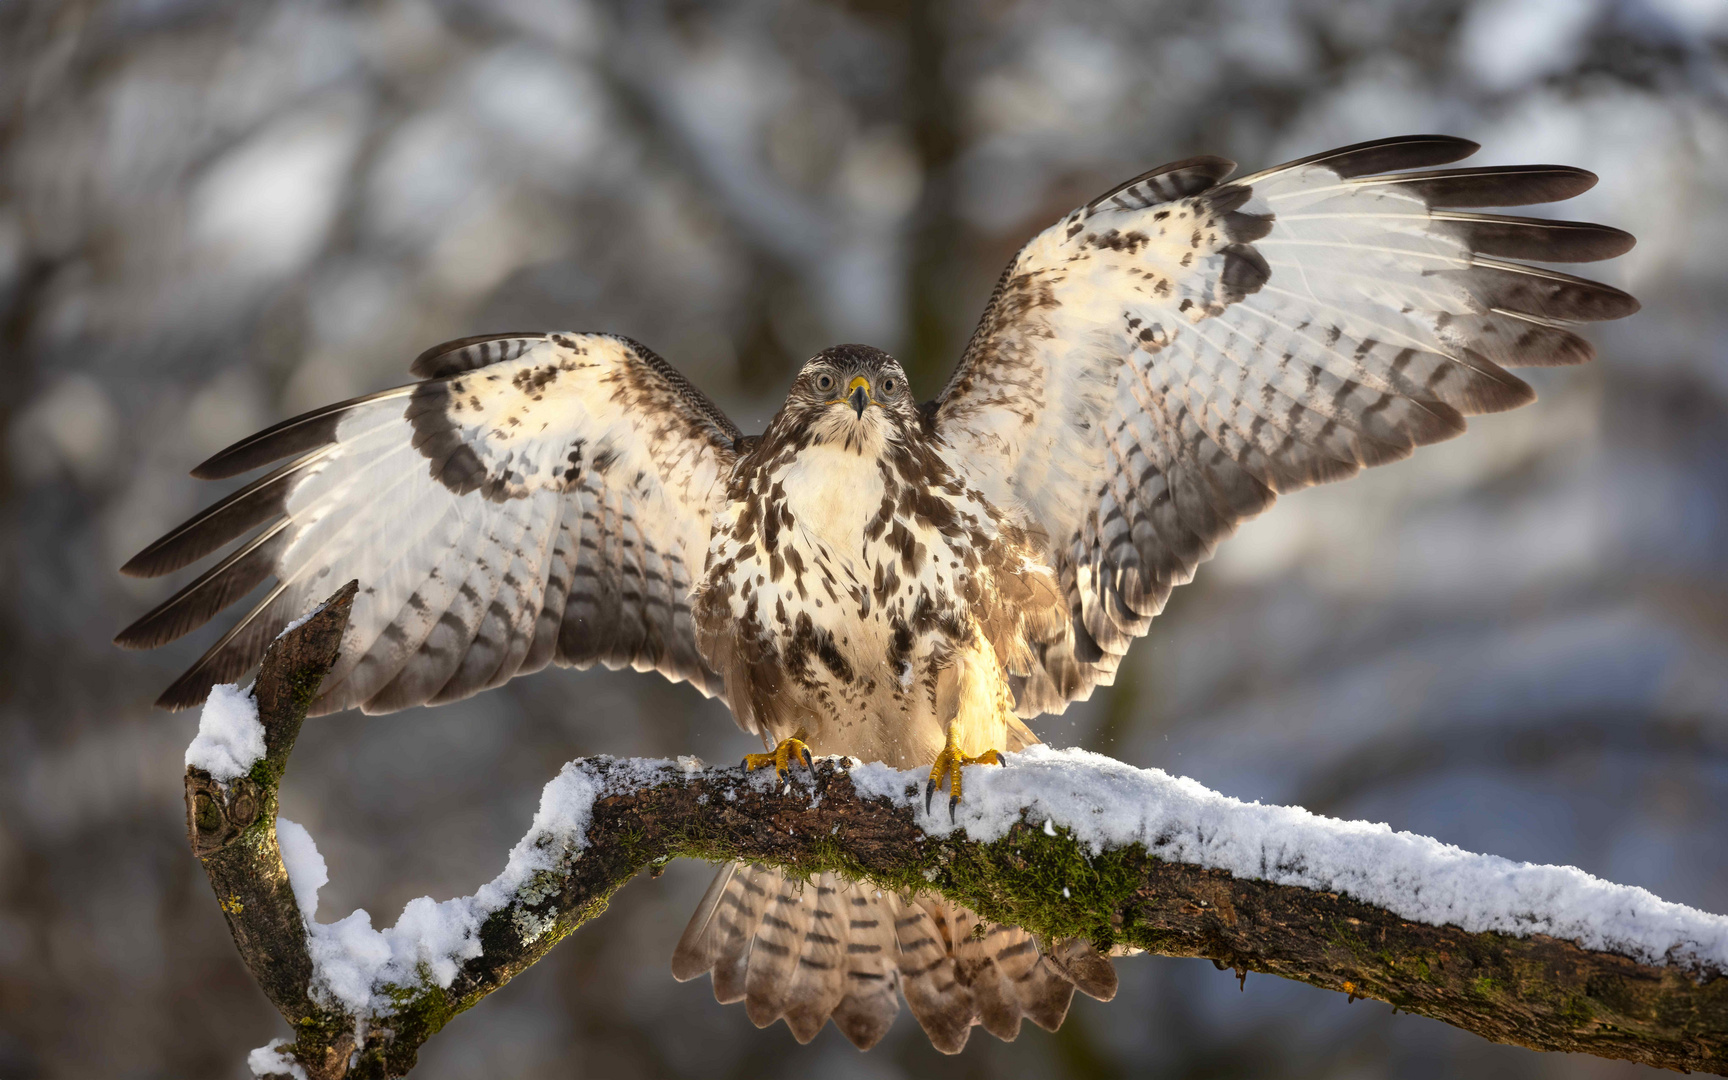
left=741, top=727, right=814, bottom=779
left=925, top=736, right=1002, bottom=820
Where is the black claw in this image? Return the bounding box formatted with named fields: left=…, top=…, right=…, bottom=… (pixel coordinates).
left=801, top=747, right=813, bottom=770
left=948, top=794, right=959, bottom=822
left=924, top=779, right=936, bottom=814
left=740, top=758, right=748, bottom=772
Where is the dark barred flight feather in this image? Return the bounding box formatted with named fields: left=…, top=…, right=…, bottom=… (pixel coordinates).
left=120, top=134, right=1637, bottom=1053
left=409, top=332, right=545, bottom=378
left=1434, top=212, right=1636, bottom=262
left=190, top=386, right=414, bottom=480
left=936, top=135, right=1637, bottom=717
left=1242, top=133, right=1481, bottom=179
left=1350, top=163, right=1601, bottom=207
left=121, top=332, right=735, bottom=713
left=115, top=523, right=290, bottom=650
left=1086, top=154, right=1237, bottom=210
left=120, top=455, right=304, bottom=579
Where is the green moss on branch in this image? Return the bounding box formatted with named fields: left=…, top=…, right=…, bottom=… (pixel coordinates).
left=194, top=585, right=1728, bottom=1080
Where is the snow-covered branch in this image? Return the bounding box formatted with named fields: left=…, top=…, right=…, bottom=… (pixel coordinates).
left=187, top=585, right=1728, bottom=1080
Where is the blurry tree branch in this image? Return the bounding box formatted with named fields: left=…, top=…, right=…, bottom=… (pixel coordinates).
left=189, top=584, right=1728, bottom=1079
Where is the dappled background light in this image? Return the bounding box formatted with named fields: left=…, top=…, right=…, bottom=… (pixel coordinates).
left=2, top=0, right=1726, bottom=1076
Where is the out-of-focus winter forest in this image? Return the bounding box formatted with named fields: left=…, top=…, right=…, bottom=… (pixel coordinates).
left=3, top=0, right=1726, bottom=1076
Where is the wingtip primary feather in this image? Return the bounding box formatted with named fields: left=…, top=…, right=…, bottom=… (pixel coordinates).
left=153, top=685, right=204, bottom=712
left=118, top=551, right=158, bottom=579
left=1470, top=260, right=1642, bottom=323
left=121, top=456, right=313, bottom=579
left=1438, top=212, right=1636, bottom=263
left=150, top=641, right=245, bottom=710
left=1256, top=134, right=1482, bottom=183
left=113, top=522, right=289, bottom=651
left=1361, top=164, right=1600, bottom=207
left=935, top=134, right=1637, bottom=721
left=190, top=386, right=412, bottom=479
left=144, top=584, right=313, bottom=711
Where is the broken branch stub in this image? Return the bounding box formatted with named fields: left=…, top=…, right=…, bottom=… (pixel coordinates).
left=184, top=581, right=358, bottom=1076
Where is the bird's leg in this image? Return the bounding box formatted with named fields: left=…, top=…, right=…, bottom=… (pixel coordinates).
left=741, top=725, right=814, bottom=778
left=925, top=724, right=1002, bottom=820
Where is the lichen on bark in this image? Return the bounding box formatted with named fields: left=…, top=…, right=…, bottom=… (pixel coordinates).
left=188, top=584, right=1728, bottom=1079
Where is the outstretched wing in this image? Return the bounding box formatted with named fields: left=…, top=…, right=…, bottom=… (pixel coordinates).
left=118, top=333, right=740, bottom=714
left=935, top=135, right=1638, bottom=716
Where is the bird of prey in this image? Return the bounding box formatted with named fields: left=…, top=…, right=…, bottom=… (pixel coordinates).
left=119, top=135, right=1637, bottom=1052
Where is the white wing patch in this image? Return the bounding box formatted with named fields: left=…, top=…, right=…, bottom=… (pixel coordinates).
left=936, top=136, right=1637, bottom=716
left=120, top=333, right=739, bottom=713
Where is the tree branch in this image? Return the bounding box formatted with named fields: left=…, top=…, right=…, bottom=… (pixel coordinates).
left=188, top=585, right=1728, bottom=1079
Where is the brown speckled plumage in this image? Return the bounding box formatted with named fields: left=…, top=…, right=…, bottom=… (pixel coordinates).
left=119, top=134, right=1637, bottom=1052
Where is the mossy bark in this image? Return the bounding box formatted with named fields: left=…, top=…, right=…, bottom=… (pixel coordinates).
left=185, top=580, right=360, bottom=1078
left=193, top=584, right=1728, bottom=1079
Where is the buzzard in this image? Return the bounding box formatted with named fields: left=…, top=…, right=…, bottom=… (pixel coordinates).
left=119, top=135, right=1637, bottom=1052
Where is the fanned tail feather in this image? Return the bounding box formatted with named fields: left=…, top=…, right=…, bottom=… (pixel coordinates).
left=673, top=864, right=1115, bottom=1052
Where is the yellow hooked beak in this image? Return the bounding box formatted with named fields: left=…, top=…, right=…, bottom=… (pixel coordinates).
left=844, top=375, right=871, bottom=419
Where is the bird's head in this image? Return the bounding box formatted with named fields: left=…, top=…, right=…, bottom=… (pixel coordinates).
left=784, top=344, right=917, bottom=453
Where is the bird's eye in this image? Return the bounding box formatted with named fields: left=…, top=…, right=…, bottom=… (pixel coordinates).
left=879, top=376, right=897, bottom=395
left=815, top=372, right=835, bottom=393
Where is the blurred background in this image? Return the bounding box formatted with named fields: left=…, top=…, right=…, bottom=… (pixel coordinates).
left=3, top=0, right=1727, bottom=1076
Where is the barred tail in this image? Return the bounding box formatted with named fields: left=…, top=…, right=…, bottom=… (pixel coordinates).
left=672, top=862, right=1117, bottom=1052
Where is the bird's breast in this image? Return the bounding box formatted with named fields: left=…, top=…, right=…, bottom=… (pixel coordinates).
left=771, top=442, right=888, bottom=560
left=704, top=440, right=976, bottom=654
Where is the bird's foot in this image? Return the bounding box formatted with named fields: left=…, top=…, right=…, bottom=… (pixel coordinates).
left=741, top=728, right=814, bottom=779
left=925, top=744, right=1002, bottom=821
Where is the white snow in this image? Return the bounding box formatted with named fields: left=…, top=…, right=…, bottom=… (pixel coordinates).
left=286, top=758, right=616, bottom=1015
left=247, top=1037, right=308, bottom=1080
left=284, top=746, right=1728, bottom=1019
left=184, top=682, right=265, bottom=781
left=274, top=604, right=323, bottom=639
left=276, top=818, right=327, bottom=918
left=848, top=746, right=1728, bottom=973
